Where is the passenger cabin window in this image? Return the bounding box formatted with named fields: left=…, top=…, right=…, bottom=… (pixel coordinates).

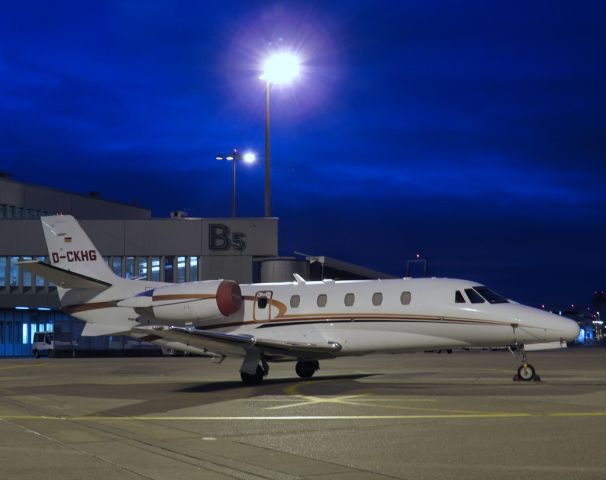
left=344, top=293, right=355, bottom=307
left=455, top=291, right=466, bottom=303
left=290, top=295, right=300, bottom=308
left=465, top=288, right=485, bottom=304
left=400, top=291, right=411, bottom=305
left=372, top=292, right=383, bottom=306
left=317, top=294, right=327, bottom=307
left=257, top=296, right=268, bottom=309
left=473, top=286, right=509, bottom=304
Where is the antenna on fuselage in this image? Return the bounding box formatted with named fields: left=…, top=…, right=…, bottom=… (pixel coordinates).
left=293, top=273, right=306, bottom=285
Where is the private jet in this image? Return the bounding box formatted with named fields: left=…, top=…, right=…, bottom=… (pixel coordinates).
left=20, top=215, right=579, bottom=385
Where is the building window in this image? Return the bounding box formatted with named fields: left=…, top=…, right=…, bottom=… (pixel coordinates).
left=151, top=257, right=161, bottom=281
left=0, top=257, right=6, bottom=288
left=177, top=257, right=186, bottom=283
left=290, top=295, right=300, bottom=308
left=22, top=256, right=33, bottom=288
left=9, top=256, right=19, bottom=287
left=125, top=257, right=135, bottom=279
left=111, top=257, right=122, bottom=276
left=190, top=257, right=198, bottom=281
left=344, top=293, right=355, bottom=307
left=164, top=256, right=174, bottom=282
left=36, top=256, right=46, bottom=287
left=317, top=294, right=327, bottom=307
left=137, top=257, right=148, bottom=279
left=372, top=292, right=383, bottom=306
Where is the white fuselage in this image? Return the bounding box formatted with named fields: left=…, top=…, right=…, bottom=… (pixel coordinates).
left=65, top=277, right=580, bottom=357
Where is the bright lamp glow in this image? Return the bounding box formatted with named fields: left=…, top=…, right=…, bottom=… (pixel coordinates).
left=261, top=52, right=301, bottom=84
left=243, top=152, right=256, bottom=164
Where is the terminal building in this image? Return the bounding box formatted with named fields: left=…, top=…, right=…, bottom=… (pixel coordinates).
left=0, top=175, right=392, bottom=357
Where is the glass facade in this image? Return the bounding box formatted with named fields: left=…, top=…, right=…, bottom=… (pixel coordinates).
left=0, top=254, right=202, bottom=356
left=0, top=204, right=50, bottom=219
left=0, top=255, right=202, bottom=290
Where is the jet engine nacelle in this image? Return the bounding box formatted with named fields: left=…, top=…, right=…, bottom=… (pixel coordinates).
left=118, top=280, right=242, bottom=323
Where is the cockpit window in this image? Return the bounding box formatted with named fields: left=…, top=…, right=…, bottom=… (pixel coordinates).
left=473, top=286, right=509, bottom=304
left=455, top=291, right=466, bottom=303
left=464, top=288, right=485, bottom=304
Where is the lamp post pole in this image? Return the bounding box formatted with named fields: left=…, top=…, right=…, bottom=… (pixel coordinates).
left=264, top=81, right=271, bottom=218
left=232, top=150, right=237, bottom=217
left=216, top=150, right=256, bottom=218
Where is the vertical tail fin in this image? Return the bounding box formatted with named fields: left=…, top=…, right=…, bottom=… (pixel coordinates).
left=41, top=215, right=118, bottom=285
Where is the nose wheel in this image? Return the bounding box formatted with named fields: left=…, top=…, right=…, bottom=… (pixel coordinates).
left=511, top=345, right=541, bottom=382
left=517, top=363, right=536, bottom=381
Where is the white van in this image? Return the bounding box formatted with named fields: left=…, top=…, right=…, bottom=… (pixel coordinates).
left=32, top=332, right=54, bottom=357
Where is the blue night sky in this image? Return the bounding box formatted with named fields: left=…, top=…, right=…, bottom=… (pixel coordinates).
left=1, top=1, right=605, bottom=308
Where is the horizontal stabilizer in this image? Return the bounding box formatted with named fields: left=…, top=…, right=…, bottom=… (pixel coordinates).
left=82, top=322, right=131, bottom=337
left=133, top=326, right=342, bottom=359
left=18, top=261, right=112, bottom=290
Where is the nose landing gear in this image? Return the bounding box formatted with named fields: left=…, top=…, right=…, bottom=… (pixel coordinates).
left=510, top=345, right=541, bottom=382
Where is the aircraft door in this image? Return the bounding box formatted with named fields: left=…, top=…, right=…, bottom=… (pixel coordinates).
left=254, top=291, right=273, bottom=322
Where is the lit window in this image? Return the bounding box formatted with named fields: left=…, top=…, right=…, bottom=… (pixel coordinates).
left=372, top=292, right=383, bottom=306
left=0, top=257, right=6, bottom=288
left=112, top=257, right=122, bottom=276
left=177, top=256, right=186, bottom=283
left=125, top=257, right=135, bottom=279
left=290, top=295, right=300, bottom=308
left=9, top=256, right=19, bottom=287
left=400, top=291, right=411, bottom=305
left=344, top=293, right=355, bottom=306
left=138, top=257, right=148, bottom=279
left=151, top=257, right=161, bottom=281
left=190, top=257, right=198, bottom=281
left=317, top=294, right=327, bottom=307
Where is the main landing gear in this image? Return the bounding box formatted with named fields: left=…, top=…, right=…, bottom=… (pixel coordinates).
left=239, top=358, right=321, bottom=385
left=511, top=345, right=541, bottom=382
left=295, top=360, right=320, bottom=379
left=240, top=360, right=269, bottom=386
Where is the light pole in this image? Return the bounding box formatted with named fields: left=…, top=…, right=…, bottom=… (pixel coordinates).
left=260, top=52, right=301, bottom=217
left=216, top=149, right=256, bottom=217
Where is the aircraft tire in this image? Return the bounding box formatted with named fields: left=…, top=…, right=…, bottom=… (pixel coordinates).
left=517, top=363, right=536, bottom=381
left=240, top=366, right=264, bottom=385
left=296, top=360, right=319, bottom=379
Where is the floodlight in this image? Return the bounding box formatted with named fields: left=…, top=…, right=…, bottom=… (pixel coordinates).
left=261, top=52, right=301, bottom=85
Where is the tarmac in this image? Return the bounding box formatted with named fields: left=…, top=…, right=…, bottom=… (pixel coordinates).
left=1, top=348, right=606, bottom=480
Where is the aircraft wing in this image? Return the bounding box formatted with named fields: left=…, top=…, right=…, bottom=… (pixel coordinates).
left=133, top=326, right=342, bottom=359
left=18, top=261, right=112, bottom=290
